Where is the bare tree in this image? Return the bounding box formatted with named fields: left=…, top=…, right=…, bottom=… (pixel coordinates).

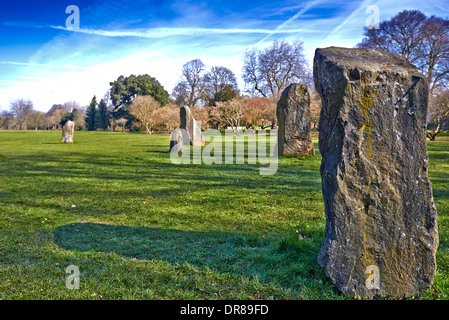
left=310, top=90, right=322, bottom=131
left=27, top=111, right=46, bottom=130
left=204, top=66, right=239, bottom=105
left=115, top=118, right=127, bottom=133
left=46, top=109, right=67, bottom=130
left=62, top=101, right=80, bottom=113
left=419, top=16, right=449, bottom=93
left=358, top=10, right=426, bottom=64
left=241, top=97, right=276, bottom=132
left=172, top=59, right=207, bottom=108
left=10, top=99, right=34, bottom=129
left=358, top=10, right=449, bottom=94
left=190, top=106, right=211, bottom=130
left=213, top=97, right=244, bottom=133
left=0, top=111, right=16, bottom=129
left=171, top=81, right=189, bottom=107
left=427, top=88, right=449, bottom=140
left=242, top=40, right=309, bottom=102
left=151, top=103, right=180, bottom=132
left=128, top=95, right=160, bottom=134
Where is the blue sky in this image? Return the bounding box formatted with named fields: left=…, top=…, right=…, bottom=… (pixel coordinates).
left=1, top=0, right=448, bottom=112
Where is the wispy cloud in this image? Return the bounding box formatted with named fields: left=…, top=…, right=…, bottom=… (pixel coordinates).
left=434, top=4, right=449, bottom=14
left=5, top=21, right=325, bottom=38
left=0, top=61, right=88, bottom=70
left=253, top=0, right=323, bottom=45
left=327, top=0, right=374, bottom=37
left=15, top=76, right=55, bottom=80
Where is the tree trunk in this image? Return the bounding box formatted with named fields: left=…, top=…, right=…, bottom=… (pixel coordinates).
left=427, top=132, right=438, bottom=141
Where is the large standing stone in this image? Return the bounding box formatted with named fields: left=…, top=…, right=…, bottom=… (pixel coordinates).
left=314, top=47, right=438, bottom=298
left=61, top=120, right=75, bottom=143
left=277, top=83, right=315, bottom=155
left=180, top=106, right=205, bottom=147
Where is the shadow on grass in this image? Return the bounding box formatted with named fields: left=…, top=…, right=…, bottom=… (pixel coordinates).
left=54, top=222, right=326, bottom=290
left=3, top=151, right=322, bottom=194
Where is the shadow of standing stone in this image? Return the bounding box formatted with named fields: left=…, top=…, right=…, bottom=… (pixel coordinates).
left=277, top=83, right=315, bottom=156
left=314, top=47, right=438, bottom=298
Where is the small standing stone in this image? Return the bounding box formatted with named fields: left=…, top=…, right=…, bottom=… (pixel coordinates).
left=314, top=47, right=438, bottom=298
left=61, top=120, right=75, bottom=143
left=277, top=83, right=315, bottom=156
left=169, top=129, right=184, bottom=152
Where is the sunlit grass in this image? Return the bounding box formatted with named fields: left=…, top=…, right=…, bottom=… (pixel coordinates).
left=0, top=130, right=447, bottom=299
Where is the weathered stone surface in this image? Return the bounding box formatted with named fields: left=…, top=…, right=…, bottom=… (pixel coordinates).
left=180, top=106, right=205, bottom=147
left=169, top=128, right=189, bottom=153
left=277, top=83, right=315, bottom=155
left=314, top=47, right=438, bottom=298
left=169, top=129, right=183, bottom=152
left=61, top=120, right=74, bottom=143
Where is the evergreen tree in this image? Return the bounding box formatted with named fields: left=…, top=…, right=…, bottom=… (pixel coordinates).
left=94, top=106, right=101, bottom=130
left=60, top=110, right=73, bottom=127
left=109, top=74, right=170, bottom=120
left=86, top=96, right=97, bottom=131
left=95, top=99, right=109, bottom=130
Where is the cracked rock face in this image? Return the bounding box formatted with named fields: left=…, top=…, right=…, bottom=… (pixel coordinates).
left=180, top=106, right=205, bottom=147
left=61, top=120, right=74, bottom=143
left=313, top=47, right=438, bottom=298
left=276, top=83, right=315, bottom=156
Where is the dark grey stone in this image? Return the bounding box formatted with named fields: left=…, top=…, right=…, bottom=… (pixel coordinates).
left=314, top=47, right=438, bottom=298
left=277, top=83, right=315, bottom=156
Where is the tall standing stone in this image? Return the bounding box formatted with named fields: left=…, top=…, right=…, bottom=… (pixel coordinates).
left=61, top=120, right=75, bottom=143
left=180, top=105, right=191, bottom=133
left=180, top=106, right=205, bottom=147
left=277, top=83, right=315, bottom=156
left=314, top=47, right=438, bottom=298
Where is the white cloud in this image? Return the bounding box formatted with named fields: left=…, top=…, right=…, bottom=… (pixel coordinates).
left=0, top=61, right=88, bottom=70
left=2, top=0, right=447, bottom=113
left=253, top=0, right=325, bottom=46
left=50, top=25, right=324, bottom=37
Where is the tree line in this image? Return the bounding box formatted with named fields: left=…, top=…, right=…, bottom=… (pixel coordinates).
left=1, top=9, right=448, bottom=138
left=0, top=100, right=87, bottom=131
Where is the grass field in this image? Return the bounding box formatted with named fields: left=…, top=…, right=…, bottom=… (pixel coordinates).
left=0, top=130, right=448, bottom=300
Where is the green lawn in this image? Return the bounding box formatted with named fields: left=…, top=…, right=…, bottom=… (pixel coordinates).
left=0, top=130, right=448, bottom=300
